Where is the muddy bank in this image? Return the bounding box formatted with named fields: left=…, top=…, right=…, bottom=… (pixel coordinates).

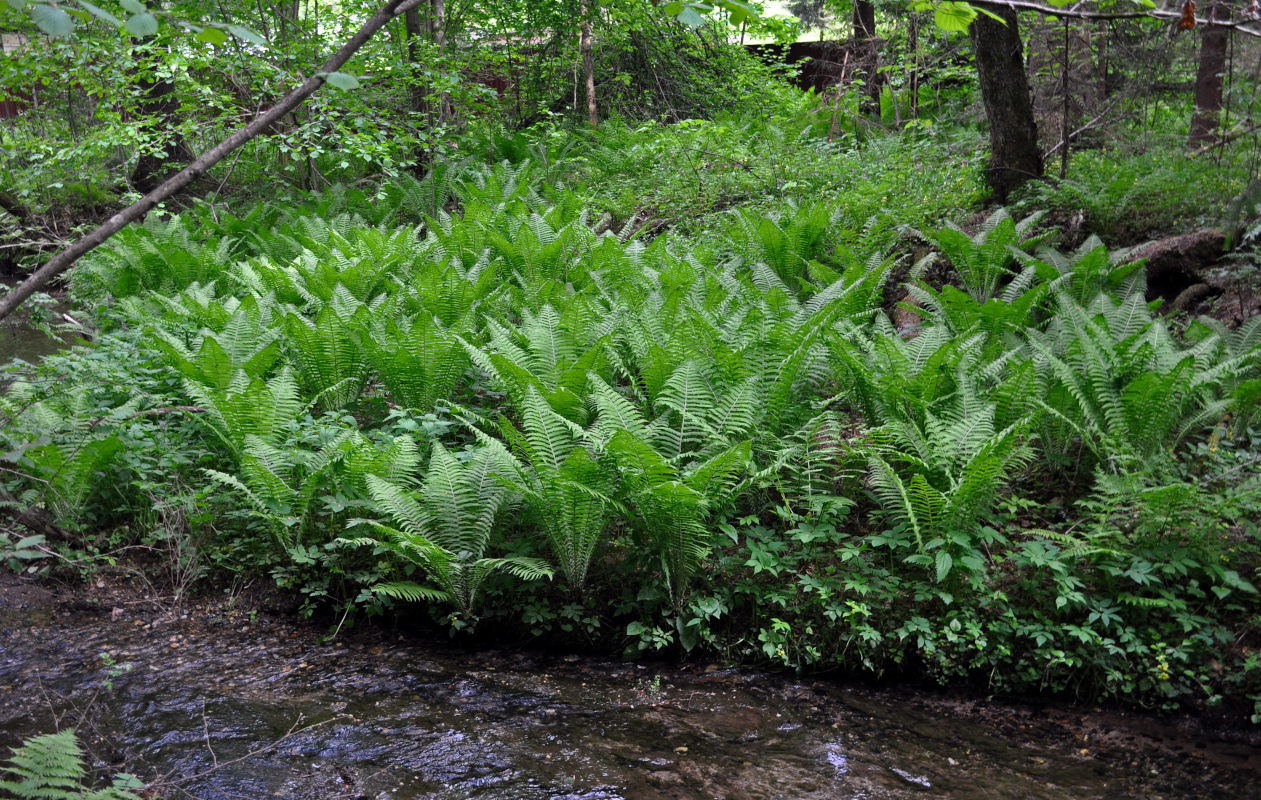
left=1, top=573, right=1259, bottom=799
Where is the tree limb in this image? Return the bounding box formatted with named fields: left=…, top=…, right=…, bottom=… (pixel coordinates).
left=0, top=0, right=424, bottom=322
left=974, top=0, right=1261, bottom=36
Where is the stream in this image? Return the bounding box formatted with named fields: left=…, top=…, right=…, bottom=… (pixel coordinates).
left=1, top=576, right=1259, bottom=800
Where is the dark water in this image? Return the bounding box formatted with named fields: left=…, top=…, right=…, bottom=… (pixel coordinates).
left=1, top=581, right=1258, bottom=800
left=0, top=291, right=78, bottom=367
left=0, top=318, right=69, bottom=365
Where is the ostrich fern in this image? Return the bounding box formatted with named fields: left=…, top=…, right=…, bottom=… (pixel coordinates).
left=343, top=443, right=551, bottom=616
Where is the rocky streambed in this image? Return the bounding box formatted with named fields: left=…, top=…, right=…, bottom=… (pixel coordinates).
left=1, top=574, right=1259, bottom=800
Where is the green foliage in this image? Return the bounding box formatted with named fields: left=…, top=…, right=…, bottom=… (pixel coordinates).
left=5, top=114, right=1261, bottom=720
left=922, top=208, right=1051, bottom=302
left=0, top=730, right=141, bottom=800
left=343, top=443, right=552, bottom=618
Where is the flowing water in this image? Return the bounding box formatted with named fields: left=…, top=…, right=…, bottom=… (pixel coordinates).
left=1, top=578, right=1258, bottom=800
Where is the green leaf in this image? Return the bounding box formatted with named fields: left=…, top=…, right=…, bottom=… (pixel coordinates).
left=195, top=26, right=228, bottom=45
left=118, top=0, right=145, bottom=13
left=932, top=1, right=976, bottom=32
left=322, top=71, right=360, bottom=90
left=676, top=6, right=706, bottom=26
left=124, top=11, right=158, bottom=36
left=227, top=24, right=266, bottom=45
left=935, top=550, right=953, bottom=582
left=77, top=0, right=120, bottom=25
left=6, top=0, right=30, bottom=12
left=31, top=4, right=74, bottom=37
left=716, top=0, right=758, bottom=25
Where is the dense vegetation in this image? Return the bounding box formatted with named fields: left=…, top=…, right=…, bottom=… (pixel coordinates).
left=3, top=0, right=1261, bottom=734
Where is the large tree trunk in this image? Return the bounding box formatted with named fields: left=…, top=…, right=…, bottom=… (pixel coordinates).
left=580, top=0, right=597, bottom=127
left=1188, top=0, right=1230, bottom=147
left=853, top=0, right=874, bottom=37
left=129, top=42, right=194, bottom=194
left=970, top=6, right=1043, bottom=202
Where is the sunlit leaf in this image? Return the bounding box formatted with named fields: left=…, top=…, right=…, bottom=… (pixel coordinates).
left=932, top=0, right=976, bottom=31
left=78, top=0, right=121, bottom=25
left=118, top=0, right=145, bottom=13
left=227, top=24, right=266, bottom=45
left=715, top=0, right=758, bottom=25
left=195, top=26, right=228, bottom=45
left=676, top=6, right=706, bottom=26
left=322, top=71, right=360, bottom=90
left=124, top=11, right=158, bottom=36
left=31, top=3, right=74, bottom=37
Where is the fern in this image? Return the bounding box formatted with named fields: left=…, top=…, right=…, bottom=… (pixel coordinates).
left=0, top=730, right=141, bottom=800
left=922, top=208, right=1050, bottom=302
left=498, top=387, right=614, bottom=592
left=344, top=443, right=551, bottom=615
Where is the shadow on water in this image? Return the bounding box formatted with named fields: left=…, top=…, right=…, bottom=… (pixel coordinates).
left=0, top=286, right=77, bottom=366
left=0, top=318, right=71, bottom=365
left=1, top=580, right=1259, bottom=800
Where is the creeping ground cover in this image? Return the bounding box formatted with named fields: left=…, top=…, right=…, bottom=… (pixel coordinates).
left=3, top=117, right=1261, bottom=720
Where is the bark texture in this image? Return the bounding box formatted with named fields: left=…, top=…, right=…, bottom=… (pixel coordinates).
left=1188, top=0, right=1230, bottom=147
left=580, top=0, right=597, bottom=128
left=970, top=6, right=1043, bottom=202
left=853, top=0, right=875, bottom=37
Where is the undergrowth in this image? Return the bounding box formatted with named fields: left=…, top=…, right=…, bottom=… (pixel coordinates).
left=3, top=116, right=1261, bottom=721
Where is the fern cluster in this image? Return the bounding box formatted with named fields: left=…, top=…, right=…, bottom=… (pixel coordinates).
left=5, top=136, right=1260, bottom=692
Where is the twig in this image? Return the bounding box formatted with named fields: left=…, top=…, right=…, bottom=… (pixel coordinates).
left=201, top=701, right=219, bottom=769
left=0, top=0, right=426, bottom=322
left=1189, top=119, right=1261, bottom=156
left=1044, top=96, right=1121, bottom=157
left=160, top=714, right=346, bottom=786
left=0, top=484, right=73, bottom=542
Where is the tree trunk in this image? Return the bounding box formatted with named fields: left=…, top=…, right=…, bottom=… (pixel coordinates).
left=969, top=6, right=1043, bottom=202
left=129, top=42, right=194, bottom=194
left=852, top=0, right=879, bottom=110
left=403, top=5, right=429, bottom=117
left=403, top=2, right=433, bottom=170
left=431, top=0, right=450, bottom=123
left=1188, top=0, right=1230, bottom=147
left=580, top=0, right=597, bottom=127
left=853, top=0, right=874, bottom=37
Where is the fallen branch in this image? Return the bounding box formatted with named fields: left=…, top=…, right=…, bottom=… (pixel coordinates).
left=976, top=0, right=1261, bottom=36
left=1189, top=119, right=1261, bottom=156
left=1044, top=96, right=1121, bottom=157
left=0, top=485, right=73, bottom=543
left=0, top=0, right=424, bottom=322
